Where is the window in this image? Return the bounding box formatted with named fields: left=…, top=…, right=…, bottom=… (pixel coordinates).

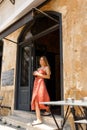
left=20, top=46, right=31, bottom=86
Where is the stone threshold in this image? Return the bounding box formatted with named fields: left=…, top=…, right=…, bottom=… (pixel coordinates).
left=1, top=110, right=71, bottom=130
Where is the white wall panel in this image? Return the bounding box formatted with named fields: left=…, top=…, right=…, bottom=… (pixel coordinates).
left=0, top=0, right=47, bottom=32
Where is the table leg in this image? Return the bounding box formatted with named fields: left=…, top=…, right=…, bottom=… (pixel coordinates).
left=50, top=107, right=61, bottom=130
left=62, top=106, right=71, bottom=128
left=49, top=106, right=71, bottom=130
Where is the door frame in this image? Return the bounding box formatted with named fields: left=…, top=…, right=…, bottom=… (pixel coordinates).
left=0, top=40, right=3, bottom=85
left=15, top=11, right=63, bottom=115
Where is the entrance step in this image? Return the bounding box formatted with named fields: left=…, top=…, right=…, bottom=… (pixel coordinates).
left=1, top=110, right=71, bottom=130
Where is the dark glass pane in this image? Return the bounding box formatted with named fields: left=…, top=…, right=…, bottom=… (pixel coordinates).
left=20, top=46, right=30, bottom=86
left=31, top=15, right=58, bottom=35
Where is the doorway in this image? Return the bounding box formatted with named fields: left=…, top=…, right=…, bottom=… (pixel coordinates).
left=34, top=29, right=61, bottom=114
left=16, top=11, right=63, bottom=115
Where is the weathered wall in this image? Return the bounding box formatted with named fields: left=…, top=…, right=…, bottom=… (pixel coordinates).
left=42, top=0, right=87, bottom=99
left=0, top=28, right=23, bottom=114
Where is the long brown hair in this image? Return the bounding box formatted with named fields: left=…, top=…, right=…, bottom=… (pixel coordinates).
left=40, top=56, right=51, bottom=72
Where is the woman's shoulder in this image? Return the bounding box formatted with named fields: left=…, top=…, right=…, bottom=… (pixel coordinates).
left=45, top=66, right=50, bottom=70
left=45, top=66, right=51, bottom=74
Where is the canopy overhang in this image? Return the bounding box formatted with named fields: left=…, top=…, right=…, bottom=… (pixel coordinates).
left=0, top=7, right=59, bottom=44
left=0, top=11, right=33, bottom=40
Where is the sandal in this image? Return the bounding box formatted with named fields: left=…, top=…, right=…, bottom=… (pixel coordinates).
left=32, top=120, right=42, bottom=126
left=42, top=111, right=51, bottom=116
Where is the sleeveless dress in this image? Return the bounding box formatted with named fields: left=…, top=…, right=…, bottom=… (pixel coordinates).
left=31, top=68, right=50, bottom=110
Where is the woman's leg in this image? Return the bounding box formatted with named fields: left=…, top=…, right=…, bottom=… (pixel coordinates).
left=35, top=100, right=42, bottom=122
left=32, top=100, right=42, bottom=125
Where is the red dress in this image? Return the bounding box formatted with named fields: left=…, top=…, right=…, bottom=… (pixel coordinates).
left=31, top=68, right=50, bottom=110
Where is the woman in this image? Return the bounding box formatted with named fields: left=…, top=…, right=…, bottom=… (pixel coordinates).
left=31, top=56, right=51, bottom=125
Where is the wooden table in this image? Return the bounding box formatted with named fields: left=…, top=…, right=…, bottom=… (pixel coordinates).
left=40, top=100, right=87, bottom=130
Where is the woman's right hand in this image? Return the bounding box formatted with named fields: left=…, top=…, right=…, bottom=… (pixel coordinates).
left=33, top=71, right=38, bottom=76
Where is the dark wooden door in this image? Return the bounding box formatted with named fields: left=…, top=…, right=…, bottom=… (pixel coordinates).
left=17, top=43, right=34, bottom=111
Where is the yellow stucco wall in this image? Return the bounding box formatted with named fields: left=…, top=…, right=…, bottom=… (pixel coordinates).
left=0, top=27, right=23, bottom=114
left=42, top=0, right=87, bottom=99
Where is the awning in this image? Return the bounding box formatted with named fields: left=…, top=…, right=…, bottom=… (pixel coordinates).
left=0, top=11, right=33, bottom=40
left=0, top=7, right=59, bottom=44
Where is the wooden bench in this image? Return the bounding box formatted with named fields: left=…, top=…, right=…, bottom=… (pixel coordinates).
left=73, top=97, right=87, bottom=130
left=0, top=96, right=11, bottom=116
left=74, top=119, right=87, bottom=130
left=75, top=119, right=87, bottom=124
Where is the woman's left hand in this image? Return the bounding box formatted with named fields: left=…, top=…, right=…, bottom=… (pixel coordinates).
left=33, top=71, right=41, bottom=76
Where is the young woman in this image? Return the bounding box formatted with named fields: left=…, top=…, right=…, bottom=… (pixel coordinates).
left=31, top=56, right=51, bottom=125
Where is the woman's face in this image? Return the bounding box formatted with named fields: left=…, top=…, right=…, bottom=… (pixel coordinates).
left=39, top=57, right=46, bottom=66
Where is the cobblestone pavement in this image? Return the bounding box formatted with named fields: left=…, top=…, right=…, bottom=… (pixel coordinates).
left=0, top=125, right=25, bottom=130
left=0, top=120, right=25, bottom=130
left=0, top=125, right=18, bottom=130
